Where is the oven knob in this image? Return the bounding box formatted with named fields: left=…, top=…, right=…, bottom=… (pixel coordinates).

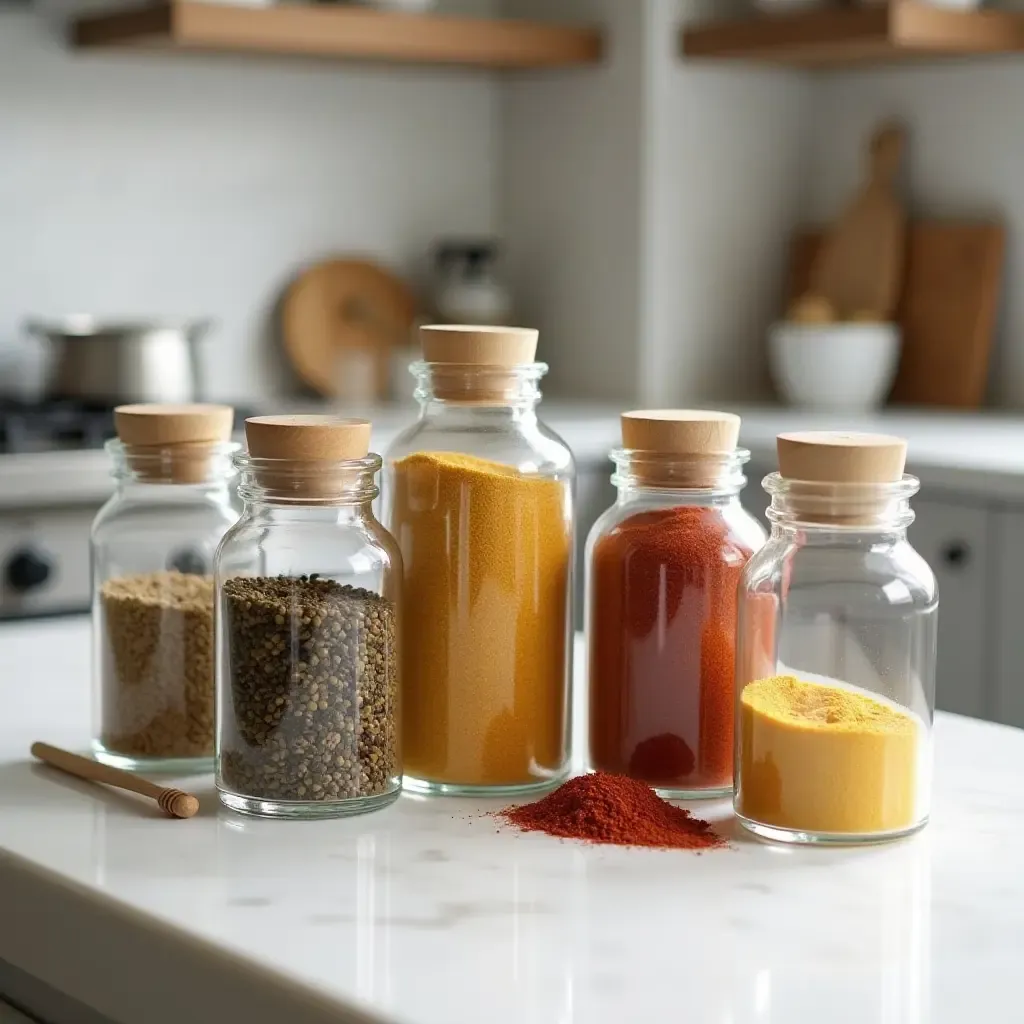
left=5, top=549, right=52, bottom=593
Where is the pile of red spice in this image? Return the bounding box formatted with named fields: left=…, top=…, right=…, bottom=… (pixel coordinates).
left=498, top=772, right=725, bottom=851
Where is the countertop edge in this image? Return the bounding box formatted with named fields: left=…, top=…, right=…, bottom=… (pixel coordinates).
left=0, top=849, right=389, bottom=1024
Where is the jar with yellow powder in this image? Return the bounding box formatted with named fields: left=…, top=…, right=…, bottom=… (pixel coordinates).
left=383, top=325, right=573, bottom=796
left=734, top=432, right=937, bottom=845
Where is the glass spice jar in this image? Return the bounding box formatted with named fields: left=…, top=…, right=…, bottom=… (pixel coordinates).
left=585, top=410, right=765, bottom=798
left=735, top=432, right=938, bottom=845
left=91, top=404, right=239, bottom=772
left=215, top=416, right=402, bottom=818
left=383, top=325, right=574, bottom=797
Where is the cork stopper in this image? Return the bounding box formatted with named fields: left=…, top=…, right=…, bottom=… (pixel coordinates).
left=621, top=410, right=742, bottom=488
left=777, top=432, right=907, bottom=483
left=622, top=410, right=740, bottom=453
left=115, top=404, right=234, bottom=447
left=244, top=416, right=374, bottom=501
left=114, top=403, right=234, bottom=484
left=775, top=432, right=910, bottom=525
left=420, top=325, right=539, bottom=365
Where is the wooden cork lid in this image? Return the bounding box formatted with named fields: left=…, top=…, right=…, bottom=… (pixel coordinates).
left=114, top=404, right=234, bottom=447
left=620, top=410, right=742, bottom=489
left=114, top=404, right=234, bottom=484
left=777, top=432, right=907, bottom=483
left=621, top=410, right=741, bottom=453
left=420, top=325, right=539, bottom=365
left=245, top=416, right=371, bottom=461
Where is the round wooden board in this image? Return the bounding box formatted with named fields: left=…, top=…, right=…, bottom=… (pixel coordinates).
left=282, top=258, right=417, bottom=398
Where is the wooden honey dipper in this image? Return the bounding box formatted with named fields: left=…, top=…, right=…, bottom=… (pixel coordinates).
left=30, top=741, right=200, bottom=819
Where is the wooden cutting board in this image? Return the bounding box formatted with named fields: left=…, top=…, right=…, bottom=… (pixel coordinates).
left=807, top=122, right=907, bottom=322
left=788, top=222, right=1005, bottom=408
left=282, top=258, right=417, bottom=400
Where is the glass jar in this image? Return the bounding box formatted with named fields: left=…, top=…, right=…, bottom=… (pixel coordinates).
left=735, top=432, right=938, bottom=845
left=215, top=416, right=402, bottom=818
left=586, top=411, right=766, bottom=798
left=91, top=404, right=238, bottom=772
left=383, top=325, right=574, bottom=796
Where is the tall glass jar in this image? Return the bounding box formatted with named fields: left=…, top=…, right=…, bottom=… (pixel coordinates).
left=215, top=416, right=402, bottom=819
left=735, top=432, right=938, bottom=845
left=91, top=404, right=238, bottom=773
left=586, top=411, right=765, bottom=798
left=383, top=325, right=574, bottom=796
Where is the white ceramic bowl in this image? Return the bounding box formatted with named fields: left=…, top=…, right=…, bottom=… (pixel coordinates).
left=768, top=321, right=901, bottom=411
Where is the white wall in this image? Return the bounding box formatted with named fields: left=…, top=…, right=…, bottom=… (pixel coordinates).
left=0, top=4, right=499, bottom=401
left=501, top=0, right=811, bottom=405
left=501, top=0, right=645, bottom=402
left=805, top=63, right=1024, bottom=406
left=641, top=0, right=810, bottom=405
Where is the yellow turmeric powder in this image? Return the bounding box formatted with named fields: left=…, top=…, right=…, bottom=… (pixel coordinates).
left=736, top=675, right=920, bottom=835
left=390, top=452, right=571, bottom=790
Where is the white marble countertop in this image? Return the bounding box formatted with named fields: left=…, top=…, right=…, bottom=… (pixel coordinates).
left=2, top=617, right=1024, bottom=1024
left=8, top=402, right=1024, bottom=508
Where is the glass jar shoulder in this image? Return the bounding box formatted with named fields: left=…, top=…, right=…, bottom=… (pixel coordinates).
left=217, top=509, right=401, bottom=588
left=587, top=494, right=765, bottom=563
left=385, top=414, right=573, bottom=477
left=741, top=531, right=938, bottom=607
left=93, top=487, right=235, bottom=534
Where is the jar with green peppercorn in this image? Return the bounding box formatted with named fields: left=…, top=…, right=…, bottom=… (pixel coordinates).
left=215, top=416, right=402, bottom=819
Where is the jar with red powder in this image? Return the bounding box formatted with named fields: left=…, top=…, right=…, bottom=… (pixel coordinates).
left=585, top=410, right=765, bottom=798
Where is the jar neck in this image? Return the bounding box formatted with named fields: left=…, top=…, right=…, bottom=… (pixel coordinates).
left=412, top=361, right=545, bottom=412
left=611, top=448, right=750, bottom=501
left=764, top=472, right=919, bottom=534
left=107, top=439, right=238, bottom=490
left=235, top=452, right=381, bottom=507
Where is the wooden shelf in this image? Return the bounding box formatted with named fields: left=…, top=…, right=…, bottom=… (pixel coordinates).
left=72, top=2, right=603, bottom=69
left=681, top=2, right=1024, bottom=68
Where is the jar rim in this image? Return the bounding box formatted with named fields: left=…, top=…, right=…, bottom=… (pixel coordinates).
left=105, top=437, right=240, bottom=483
left=763, top=471, right=920, bottom=528
left=610, top=447, right=750, bottom=493
left=233, top=451, right=383, bottom=473
left=410, top=360, right=549, bottom=377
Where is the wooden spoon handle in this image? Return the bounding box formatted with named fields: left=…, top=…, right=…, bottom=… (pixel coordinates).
left=30, top=741, right=199, bottom=819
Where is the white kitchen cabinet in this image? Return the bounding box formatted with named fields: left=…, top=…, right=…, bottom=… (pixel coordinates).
left=992, top=509, right=1024, bottom=728
left=909, top=498, right=991, bottom=720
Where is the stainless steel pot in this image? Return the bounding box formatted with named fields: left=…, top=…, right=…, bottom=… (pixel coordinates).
left=25, top=316, right=211, bottom=404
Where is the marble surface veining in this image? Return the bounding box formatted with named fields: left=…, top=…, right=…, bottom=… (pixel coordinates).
left=2, top=617, right=1024, bottom=1024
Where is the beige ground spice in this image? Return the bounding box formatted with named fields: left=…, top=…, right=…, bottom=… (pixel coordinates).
left=99, top=570, right=215, bottom=762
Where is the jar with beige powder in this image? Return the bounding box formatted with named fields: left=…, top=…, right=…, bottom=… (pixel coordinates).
left=91, top=404, right=239, bottom=772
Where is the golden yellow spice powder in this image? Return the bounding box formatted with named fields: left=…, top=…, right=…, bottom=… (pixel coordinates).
left=737, top=675, right=920, bottom=835
left=390, top=452, right=571, bottom=788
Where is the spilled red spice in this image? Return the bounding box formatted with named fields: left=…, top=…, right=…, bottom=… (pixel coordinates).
left=498, top=772, right=725, bottom=851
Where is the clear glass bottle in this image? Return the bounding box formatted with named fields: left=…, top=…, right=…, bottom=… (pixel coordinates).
left=586, top=411, right=765, bottom=798
left=91, top=404, right=238, bottom=773
left=735, top=432, right=938, bottom=845
left=216, top=416, right=402, bottom=819
left=383, top=325, right=574, bottom=796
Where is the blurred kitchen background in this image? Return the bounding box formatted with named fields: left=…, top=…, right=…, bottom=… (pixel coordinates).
left=5, top=0, right=1024, bottom=726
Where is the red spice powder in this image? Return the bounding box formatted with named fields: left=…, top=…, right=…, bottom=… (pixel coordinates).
left=589, top=505, right=755, bottom=792
left=498, top=772, right=725, bottom=851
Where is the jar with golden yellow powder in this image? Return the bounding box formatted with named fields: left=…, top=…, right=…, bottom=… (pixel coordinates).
left=383, top=325, right=574, bottom=796
left=734, top=432, right=937, bottom=845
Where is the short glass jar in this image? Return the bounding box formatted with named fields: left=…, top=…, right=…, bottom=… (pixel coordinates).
left=734, top=432, right=938, bottom=845
left=383, top=325, right=574, bottom=797
left=215, top=416, right=402, bottom=819
left=586, top=411, right=765, bottom=798
left=91, top=404, right=238, bottom=772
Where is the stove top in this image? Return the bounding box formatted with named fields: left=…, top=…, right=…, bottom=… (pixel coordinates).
left=0, top=400, right=117, bottom=454
left=0, top=401, right=256, bottom=455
